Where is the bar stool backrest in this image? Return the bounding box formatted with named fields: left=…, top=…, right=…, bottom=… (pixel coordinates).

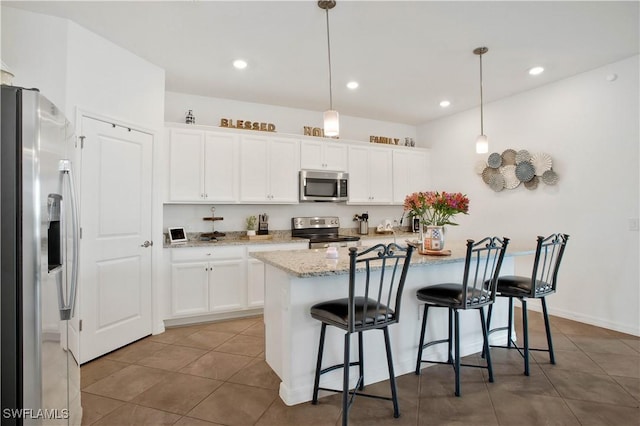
left=530, top=233, right=570, bottom=297
left=463, top=237, right=510, bottom=309
left=347, top=243, right=414, bottom=333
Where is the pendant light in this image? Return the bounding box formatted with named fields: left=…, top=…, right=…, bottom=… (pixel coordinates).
left=318, top=0, right=339, bottom=137
left=474, top=47, right=489, bottom=154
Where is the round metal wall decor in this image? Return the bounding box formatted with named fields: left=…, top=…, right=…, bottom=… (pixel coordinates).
left=487, top=152, right=502, bottom=168
left=478, top=149, right=558, bottom=191
left=501, top=149, right=517, bottom=166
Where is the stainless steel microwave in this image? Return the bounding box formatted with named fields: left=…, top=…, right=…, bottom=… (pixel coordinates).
left=299, top=170, right=348, bottom=202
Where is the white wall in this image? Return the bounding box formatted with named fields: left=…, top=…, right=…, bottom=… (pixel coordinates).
left=165, top=91, right=417, bottom=144
left=65, top=22, right=165, bottom=131
left=417, top=55, right=640, bottom=335
left=1, top=7, right=69, bottom=110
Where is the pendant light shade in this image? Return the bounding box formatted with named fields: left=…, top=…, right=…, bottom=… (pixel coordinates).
left=319, top=1, right=339, bottom=137
left=323, top=110, right=339, bottom=137
left=474, top=47, right=489, bottom=154
left=475, top=134, right=489, bottom=154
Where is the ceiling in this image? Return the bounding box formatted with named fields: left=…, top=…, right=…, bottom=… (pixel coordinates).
left=5, top=1, right=639, bottom=125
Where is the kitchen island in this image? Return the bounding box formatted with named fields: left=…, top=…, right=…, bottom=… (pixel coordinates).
left=251, top=241, right=534, bottom=406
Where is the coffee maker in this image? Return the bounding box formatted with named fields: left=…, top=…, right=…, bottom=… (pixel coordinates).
left=258, top=213, right=269, bottom=235
left=412, top=215, right=421, bottom=233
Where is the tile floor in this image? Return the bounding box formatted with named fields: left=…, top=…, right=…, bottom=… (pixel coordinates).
left=81, top=309, right=639, bottom=425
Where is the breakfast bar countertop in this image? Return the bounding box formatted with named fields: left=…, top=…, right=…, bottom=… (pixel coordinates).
left=251, top=240, right=535, bottom=278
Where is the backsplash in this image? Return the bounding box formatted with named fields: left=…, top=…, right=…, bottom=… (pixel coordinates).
left=163, top=203, right=408, bottom=234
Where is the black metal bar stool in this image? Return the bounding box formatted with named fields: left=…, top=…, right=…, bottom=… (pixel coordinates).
left=486, top=233, right=569, bottom=376
left=415, top=237, right=509, bottom=397
left=310, top=243, right=414, bottom=426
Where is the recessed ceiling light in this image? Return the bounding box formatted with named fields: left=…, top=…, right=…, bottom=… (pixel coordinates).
left=439, top=100, right=451, bottom=107
left=528, top=66, right=544, bottom=76
left=233, top=59, right=248, bottom=70
left=346, top=81, right=359, bottom=90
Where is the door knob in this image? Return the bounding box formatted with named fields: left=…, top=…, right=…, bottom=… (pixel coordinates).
left=141, top=240, right=153, bottom=248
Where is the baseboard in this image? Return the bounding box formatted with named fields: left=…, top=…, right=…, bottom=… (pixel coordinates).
left=526, top=304, right=640, bottom=337
left=163, top=308, right=263, bottom=328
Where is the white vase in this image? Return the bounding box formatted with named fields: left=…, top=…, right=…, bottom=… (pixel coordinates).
left=247, top=230, right=256, bottom=236
left=424, top=225, right=445, bottom=251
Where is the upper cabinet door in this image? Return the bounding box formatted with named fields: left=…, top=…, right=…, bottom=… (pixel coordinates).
left=347, top=145, right=393, bottom=205
left=169, top=129, right=205, bottom=201
left=204, top=132, right=239, bottom=202
left=300, top=140, right=324, bottom=170
left=268, top=138, right=300, bottom=203
left=347, top=145, right=371, bottom=203
left=323, top=142, right=348, bottom=171
left=300, top=139, right=347, bottom=171
left=239, top=135, right=270, bottom=202
left=368, top=147, right=393, bottom=203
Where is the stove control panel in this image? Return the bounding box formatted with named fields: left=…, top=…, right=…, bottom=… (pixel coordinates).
left=292, top=216, right=340, bottom=229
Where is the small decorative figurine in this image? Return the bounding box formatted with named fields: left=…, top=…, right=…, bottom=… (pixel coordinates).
left=185, top=109, right=195, bottom=124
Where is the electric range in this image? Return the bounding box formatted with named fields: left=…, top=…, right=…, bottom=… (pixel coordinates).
left=291, top=216, right=361, bottom=249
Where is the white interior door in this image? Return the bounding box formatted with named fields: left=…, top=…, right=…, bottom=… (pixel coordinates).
left=79, top=116, right=153, bottom=363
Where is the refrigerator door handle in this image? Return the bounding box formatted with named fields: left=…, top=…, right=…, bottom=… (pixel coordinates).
left=58, top=159, right=80, bottom=320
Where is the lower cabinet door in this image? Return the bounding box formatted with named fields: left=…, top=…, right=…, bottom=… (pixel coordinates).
left=170, top=261, right=209, bottom=316
left=247, top=258, right=265, bottom=308
left=209, top=259, right=246, bottom=312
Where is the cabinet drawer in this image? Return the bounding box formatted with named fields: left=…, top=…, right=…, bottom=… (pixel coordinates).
left=171, top=246, right=245, bottom=262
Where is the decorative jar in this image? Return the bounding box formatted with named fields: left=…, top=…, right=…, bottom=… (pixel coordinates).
left=424, top=225, right=445, bottom=251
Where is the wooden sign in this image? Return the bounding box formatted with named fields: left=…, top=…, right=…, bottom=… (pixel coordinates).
left=303, top=126, right=325, bottom=137
left=220, top=118, right=276, bottom=132
left=370, top=135, right=400, bottom=145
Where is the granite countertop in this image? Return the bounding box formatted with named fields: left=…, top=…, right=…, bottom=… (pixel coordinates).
left=163, top=228, right=419, bottom=248
left=163, top=230, right=309, bottom=248
left=250, top=241, right=535, bottom=278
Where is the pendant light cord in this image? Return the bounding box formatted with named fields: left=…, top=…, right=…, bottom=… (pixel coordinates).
left=325, top=7, right=333, bottom=111
left=479, top=51, right=484, bottom=136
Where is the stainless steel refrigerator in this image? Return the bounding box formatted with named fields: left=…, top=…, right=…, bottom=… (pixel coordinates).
left=1, top=86, right=81, bottom=425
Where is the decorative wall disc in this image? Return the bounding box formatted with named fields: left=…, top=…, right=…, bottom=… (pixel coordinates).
left=477, top=149, right=558, bottom=192
left=515, top=149, right=531, bottom=164
left=515, top=162, right=535, bottom=182
left=500, top=165, right=520, bottom=189
left=482, top=167, right=500, bottom=184
left=531, top=152, right=553, bottom=176
left=488, top=174, right=505, bottom=191
left=542, top=169, right=559, bottom=185
left=475, top=159, right=487, bottom=175
left=487, top=152, right=502, bottom=168
left=501, top=149, right=517, bottom=165
left=524, top=175, right=539, bottom=190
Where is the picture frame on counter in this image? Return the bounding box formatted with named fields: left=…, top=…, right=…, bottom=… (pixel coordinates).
left=168, top=227, right=188, bottom=244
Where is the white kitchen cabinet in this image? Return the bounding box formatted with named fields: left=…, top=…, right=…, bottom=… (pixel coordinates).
left=239, top=135, right=299, bottom=203
left=169, top=246, right=245, bottom=317
left=347, top=145, right=393, bottom=204
left=392, top=149, right=430, bottom=204
left=170, top=261, right=209, bottom=316
left=208, top=259, right=245, bottom=312
left=300, top=139, right=348, bottom=171
left=168, top=128, right=238, bottom=202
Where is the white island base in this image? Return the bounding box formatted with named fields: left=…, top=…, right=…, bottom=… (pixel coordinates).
left=254, top=244, right=530, bottom=406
